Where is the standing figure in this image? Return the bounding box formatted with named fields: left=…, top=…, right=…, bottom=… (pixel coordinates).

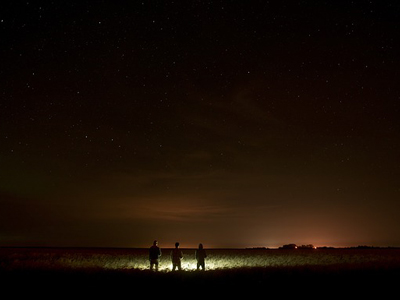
left=170, top=242, right=183, bottom=271
left=149, top=240, right=161, bottom=271
left=195, top=243, right=207, bottom=270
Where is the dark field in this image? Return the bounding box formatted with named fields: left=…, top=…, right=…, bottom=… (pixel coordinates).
left=1, top=247, right=400, bottom=297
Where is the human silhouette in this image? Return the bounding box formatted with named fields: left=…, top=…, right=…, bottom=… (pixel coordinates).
left=149, top=240, right=161, bottom=271
left=195, top=243, right=207, bottom=270
left=170, top=242, right=183, bottom=271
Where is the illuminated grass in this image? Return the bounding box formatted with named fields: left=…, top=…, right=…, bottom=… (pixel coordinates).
left=2, top=247, right=400, bottom=297
left=2, top=247, right=400, bottom=273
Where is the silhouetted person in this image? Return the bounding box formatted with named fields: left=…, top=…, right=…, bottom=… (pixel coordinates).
left=149, top=240, right=161, bottom=271
left=170, top=242, right=183, bottom=271
left=195, top=243, right=207, bottom=270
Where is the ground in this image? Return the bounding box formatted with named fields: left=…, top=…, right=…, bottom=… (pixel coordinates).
left=2, top=265, right=398, bottom=297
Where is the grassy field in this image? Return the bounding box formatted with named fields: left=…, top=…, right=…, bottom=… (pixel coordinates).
left=1, top=247, right=400, bottom=296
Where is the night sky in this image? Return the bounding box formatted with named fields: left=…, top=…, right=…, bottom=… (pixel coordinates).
left=1, top=1, right=399, bottom=248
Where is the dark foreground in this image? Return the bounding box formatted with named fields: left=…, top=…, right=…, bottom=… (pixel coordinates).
left=2, top=264, right=399, bottom=297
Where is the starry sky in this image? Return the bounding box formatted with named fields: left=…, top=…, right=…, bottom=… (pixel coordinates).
left=1, top=1, right=399, bottom=248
